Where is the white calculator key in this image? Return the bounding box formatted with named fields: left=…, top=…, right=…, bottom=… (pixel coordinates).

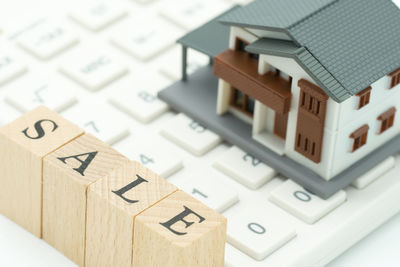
left=60, top=50, right=128, bottom=91
left=160, top=0, right=231, bottom=30
left=134, top=0, right=156, bottom=3
left=213, top=146, right=276, bottom=189
left=109, top=88, right=168, bottom=123
left=159, top=47, right=209, bottom=80
left=179, top=174, right=239, bottom=213
left=117, top=137, right=183, bottom=178
left=135, top=151, right=183, bottom=179
left=69, top=2, right=127, bottom=31
left=0, top=55, right=27, bottom=86
left=0, top=102, right=21, bottom=126
left=352, top=156, right=395, bottom=189
left=111, top=17, right=182, bottom=61
left=229, top=0, right=252, bottom=4
left=18, top=23, right=78, bottom=60
left=269, top=180, right=347, bottom=224
left=226, top=206, right=296, bottom=261
left=5, top=76, right=77, bottom=113
left=160, top=113, right=221, bottom=156
left=63, top=103, right=130, bottom=145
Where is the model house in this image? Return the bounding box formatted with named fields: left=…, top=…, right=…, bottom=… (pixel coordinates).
left=213, top=0, right=400, bottom=181
left=159, top=0, right=400, bottom=197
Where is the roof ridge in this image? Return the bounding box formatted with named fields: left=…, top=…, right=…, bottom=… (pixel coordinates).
left=288, top=0, right=341, bottom=30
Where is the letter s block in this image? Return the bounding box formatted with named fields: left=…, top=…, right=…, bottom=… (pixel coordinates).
left=133, top=190, right=227, bottom=267
left=42, top=133, right=130, bottom=266
left=0, top=106, right=84, bottom=237
left=85, top=161, right=177, bottom=267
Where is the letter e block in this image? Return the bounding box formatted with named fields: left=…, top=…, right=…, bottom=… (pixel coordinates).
left=85, top=161, right=177, bottom=267
left=133, top=190, right=227, bottom=267
left=0, top=106, right=84, bottom=237
left=43, top=133, right=129, bottom=266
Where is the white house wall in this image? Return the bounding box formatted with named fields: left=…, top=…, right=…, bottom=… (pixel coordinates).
left=259, top=54, right=340, bottom=180
left=229, top=26, right=258, bottom=49
left=336, top=76, right=395, bottom=130
left=330, top=80, right=400, bottom=177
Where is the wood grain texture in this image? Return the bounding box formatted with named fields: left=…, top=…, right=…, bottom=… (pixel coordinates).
left=133, top=190, right=227, bottom=267
left=0, top=106, right=83, bottom=237
left=85, top=160, right=177, bottom=267
left=42, top=133, right=129, bottom=266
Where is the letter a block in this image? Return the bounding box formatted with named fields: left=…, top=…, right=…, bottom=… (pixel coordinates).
left=133, top=190, right=227, bottom=267
left=0, top=106, right=84, bottom=237
left=85, top=161, right=177, bottom=267
left=42, top=133, right=129, bottom=266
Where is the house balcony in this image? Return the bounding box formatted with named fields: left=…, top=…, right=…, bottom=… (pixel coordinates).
left=214, top=49, right=292, bottom=114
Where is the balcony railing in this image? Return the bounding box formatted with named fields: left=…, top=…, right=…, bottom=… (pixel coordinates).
left=214, top=49, right=292, bottom=114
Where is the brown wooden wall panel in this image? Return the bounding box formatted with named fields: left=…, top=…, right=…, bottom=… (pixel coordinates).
left=214, top=49, right=292, bottom=114
left=274, top=112, right=289, bottom=139
left=294, top=79, right=328, bottom=163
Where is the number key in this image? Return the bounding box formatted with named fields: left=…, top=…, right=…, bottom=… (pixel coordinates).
left=226, top=206, right=296, bottom=261
left=160, top=113, right=221, bottom=156
left=269, top=180, right=347, bottom=224
left=115, top=135, right=183, bottom=178
left=63, top=103, right=129, bottom=145
left=213, top=146, right=276, bottom=189
left=178, top=174, right=239, bottom=213
left=109, top=88, right=168, bottom=123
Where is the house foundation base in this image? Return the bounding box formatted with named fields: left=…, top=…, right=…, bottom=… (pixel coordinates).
left=158, top=66, right=400, bottom=199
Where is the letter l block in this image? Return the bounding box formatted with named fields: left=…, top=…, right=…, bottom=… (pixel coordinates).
left=0, top=106, right=84, bottom=237
left=133, top=190, right=227, bottom=267
left=85, top=161, right=177, bottom=267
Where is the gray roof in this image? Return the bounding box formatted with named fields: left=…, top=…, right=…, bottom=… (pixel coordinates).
left=246, top=38, right=352, bottom=101
left=221, top=0, right=400, bottom=103
left=178, top=5, right=240, bottom=58
left=220, top=0, right=336, bottom=32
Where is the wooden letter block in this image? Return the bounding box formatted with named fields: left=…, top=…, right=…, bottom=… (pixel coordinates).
left=42, top=133, right=129, bottom=266
left=133, top=190, right=227, bottom=267
left=85, top=161, right=177, bottom=267
left=0, top=106, right=84, bottom=237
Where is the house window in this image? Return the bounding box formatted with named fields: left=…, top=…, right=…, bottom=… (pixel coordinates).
left=235, top=38, right=247, bottom=52
left=350, top=124, right=369, bottom=152
left=356, top=86, right=371, bottom=109
left=298, top=79, right=328, bottom=120
left=296, top=134, right=318, bottom=159
left=234, top=37, right=259, bottom=60
left=389, top=67, right=400, bottom=89
left=230, top=87, right=255, bottom=116
left=377, top=107, right=396, bottom=134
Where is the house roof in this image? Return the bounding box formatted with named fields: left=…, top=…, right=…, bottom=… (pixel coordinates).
left=221, top=0, right=400, bottom=103
left=220, top=0, right=336, bottom=32
left=177, top=5, right=240, bottom=58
